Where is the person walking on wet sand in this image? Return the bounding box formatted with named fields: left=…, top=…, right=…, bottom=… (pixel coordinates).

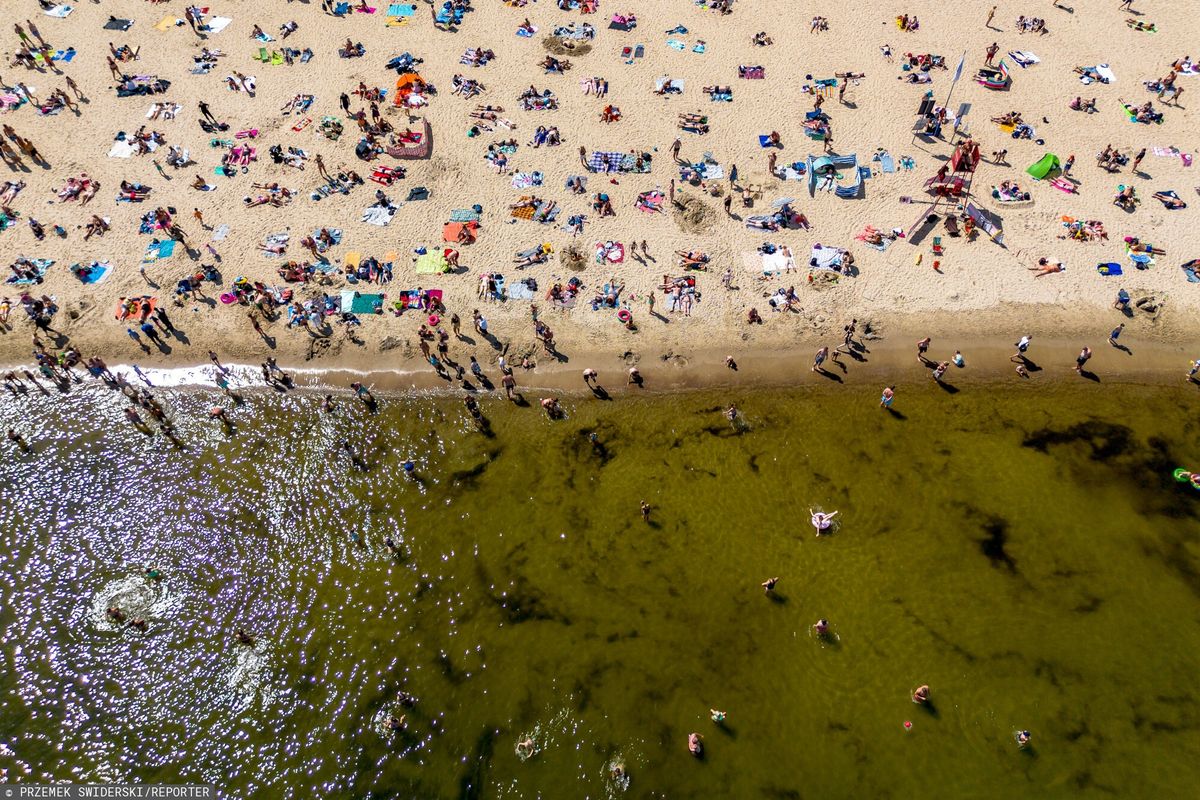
left=628, top=366, right=642, bottom=386
left=1011, top=334, right=1032, bottom=362
left=1075, top=346, right=1092, bottom=374
left=916, top=337, right=931, bottom=363
left=812, top=346, right=829, bottom=373
left=641, top=500, right=651, bottom=522
left=1108, top=323, right=1125, bottom=348
left=583, top=368, right=598, bottom=386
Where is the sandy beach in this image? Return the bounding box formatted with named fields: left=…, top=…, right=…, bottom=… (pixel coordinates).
left=2, top=0, right=1198, bottom=381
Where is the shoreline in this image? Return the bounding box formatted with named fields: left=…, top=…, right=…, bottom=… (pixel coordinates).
left=18, top=330, right=1199, bottom=398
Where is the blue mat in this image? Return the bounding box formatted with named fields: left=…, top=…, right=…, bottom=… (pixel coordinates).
left=387, top=3, right=416, bottom=15
left=1097, top=262, right=1123, bottom=276
left=77, top=261, right=112, bottom=284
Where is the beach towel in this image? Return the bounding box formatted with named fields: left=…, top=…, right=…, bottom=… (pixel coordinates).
left=809, top=245, right=844, bottom=271
left=511, top=171, right=543, bottom=189
left=443, top=221, right=479, bottom=243
left=874, top=152, right=896, bottom=173
left=387, top=3, right=417, bottom=15
left=107, top=140, right=139, bottom=159
left=1008, top=51, right=1040, bottom=68
left=504, top=279, right=536, bottom=301
left=511, top=205, right=536, bottom=220
left=1183, top=261, right=1200, bottom=283
left=45, top=4, right=73, bottom=17
left=103, top=17, right=133, bottom=31
left=361, top=205, right=396, bottom=226
left=666, top=39, right=686, bottom=51
left=75, top=260, right=112, bottom=284
left=449, top=208, right=481, bottom=223
left=115, top=296, right=155, bottom=321
left=1155, top=190, right=1186, bottom=209
left=595, top=241, right=624, bottom=263
left=213, top=224, right=230, bottom=241
left=154, top=16, right=178, bottom=31
left=1097, top=262, right=1123, bottom=276
left=414, top=251, right=450, bottom=274
left=5, top=259, right=53, bottom=285
left=340, top=291, right=384, bottom=314
left=142, top=239, right=176, bottom=264
left=334, top=2, right=351, bottom=14
left=654, top=77, right=685, bottom=93
left=204, top=17, right=232, bottom=34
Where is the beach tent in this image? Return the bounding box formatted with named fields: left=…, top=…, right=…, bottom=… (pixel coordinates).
left=807, top=153, right=857, bottom=195
left=387, top=118, right=432, bottom=160
left=976, top=59, right=1010, bottom=90
left=1026, top=153, right=1060, bottom=180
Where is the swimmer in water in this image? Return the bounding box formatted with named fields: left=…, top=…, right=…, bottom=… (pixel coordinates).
left=687, top=732, right=703, bottom=757
left=106, top=605, right=126, bottom=623
left=235, top=628, right=255, bottom=646
left=516, top=737, right=534, bottom=758
left=1016, top=730, right=1031, bottom=747
left=813, top=618, right=829, bottom=636
left=725, top=404, right=738, bottom=422
left=386, top=714, right=405, bottom=730
left=321, top=394, right=335, bottom=413
left=810, top=509, right=838, bottom=534
left=144, top=567, right=162, bottom=581
left=7, top=428, right=30, bottom=452
left=710, top=709, right=726, bottom=723
left=912, top=685, right=930, bottom=704
left=640, top=501, right=651, bottom=522
left=130, top=617, right=147, bottom=630
left=761, top=576, right=779, bottom=593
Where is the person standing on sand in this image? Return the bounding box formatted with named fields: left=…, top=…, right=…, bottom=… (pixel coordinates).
left=1075, top=346, right=1092, bottom=373
left=670, top=138, right=682, bottom=163
left=985, top=42, right=999, bottom=66
left=986, top=5, right=997, bottom=27
left=198, top=101, right=216, bottom=124
left=641, top=501, right=651, bottom=522
left=1131, top=148, right=1146, bottom=174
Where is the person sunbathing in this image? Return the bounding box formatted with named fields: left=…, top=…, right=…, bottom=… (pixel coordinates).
left=1153, top=191, right=1187, bottom=209
left=509, top=196, right=539, bottom=210
left=0, top=180, right=25, bottom=206
left=1127, top=237, right=1165, bottom=255
left=83, top=215, right=109, bottom=240
left=599, top=105, right=620, bottom=123
left=676, top=251, right=710, bottom=269
left=592, top=193, right=614, bottom=216
left=1113, top=186, right=1137, bottom=210
left=1029, top=258, right=1064, bottom=276
left=752, top=32, right=773, bottom=46
left=991, top=110, right=1022, bottom=125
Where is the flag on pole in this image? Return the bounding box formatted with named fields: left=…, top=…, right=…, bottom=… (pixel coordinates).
left=952, top=52, right=965, bottom=83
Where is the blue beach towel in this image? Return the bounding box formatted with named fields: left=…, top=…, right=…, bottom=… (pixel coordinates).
left=334, top=2, right=350, bottom=15
left=386, top=3, right=416, bottom=15
left=1097, top=262, right=1123, bottom=276
left=5, top=258, right=53, bottom=285
left=666, top=39, right=686, bottom=51
left=77, top=261, right=112, bottom=284
left=878, top=153, right=895, bottom=173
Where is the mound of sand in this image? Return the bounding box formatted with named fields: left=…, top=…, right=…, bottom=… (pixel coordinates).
left=673, top=193, right=717, bottom=235
left=542, top=36, right=591, bottom=57
left=560, top=243, right=588, bottom=271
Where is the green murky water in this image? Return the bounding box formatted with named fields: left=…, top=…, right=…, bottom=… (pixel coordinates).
left=2, top=374, right=1199, bottom=797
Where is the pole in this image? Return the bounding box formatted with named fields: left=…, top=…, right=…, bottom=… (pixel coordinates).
left=943, top=51, right=968, bottom=144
